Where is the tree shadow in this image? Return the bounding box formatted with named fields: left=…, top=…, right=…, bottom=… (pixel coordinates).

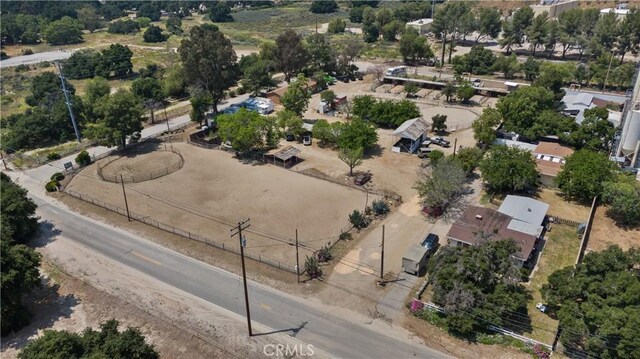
left=30, top=220, right=61, bottom=248
left=363, top=144, right=384, bottom=159
left=1, top=276, right=79, bottom=350
left=121, top=139, right=165, bottom=159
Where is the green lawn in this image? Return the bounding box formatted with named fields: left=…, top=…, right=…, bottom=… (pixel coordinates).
left=524, top=224, right=580, bottom=344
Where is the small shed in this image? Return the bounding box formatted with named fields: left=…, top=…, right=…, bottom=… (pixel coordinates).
left=264, top=146, right=302, bottom=167
left=392, top=117, right=430, bottom=154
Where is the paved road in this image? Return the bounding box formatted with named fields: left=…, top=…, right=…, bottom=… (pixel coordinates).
left=19, top=182, right=450, bottom=359
left=0, top=49, right=76, bottom=68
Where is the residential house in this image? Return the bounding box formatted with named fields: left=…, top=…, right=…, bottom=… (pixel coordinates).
left=533, top=142, right=574, bottom=187
left=447, top=196, right=549, bottom=266
left=561, top=91, right=625, bottom=125
left=406, top=19, right=433, bottom=34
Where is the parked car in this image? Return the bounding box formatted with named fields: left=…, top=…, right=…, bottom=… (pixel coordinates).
left=417, top=147, right=433, bottom=158
left=432, top=137, right=451, bottom=147
left=536, top=302, right=547, bottom=313
left=303, top=134, right=312, bottom=146
left=420, top=233, right=439, bottom=255
left=336, top=75, right=350, bottom=83
left=472, top=79, right=483, bottom=88
left=354, top=171, right=372, bottom=186
left=285, top=133, right=295, bottom=141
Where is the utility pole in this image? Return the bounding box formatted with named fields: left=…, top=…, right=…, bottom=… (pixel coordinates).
left=55, top=62, right=81, bottom=143
left=231, top=219, right=252, bottom=336
left=1, top=152, right=8, bottom=171
left=295, top=229, right=300, bottom=284
left=453, top=138, right=458, bottom=157
left=380, top=225, right=385, bottom=280
left=431, top=0, right=436, bottom=19
left=120, top=175, right=131, bottom=221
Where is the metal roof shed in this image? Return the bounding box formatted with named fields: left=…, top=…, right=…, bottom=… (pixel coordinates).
left=264, top=146, right=302, bottom=167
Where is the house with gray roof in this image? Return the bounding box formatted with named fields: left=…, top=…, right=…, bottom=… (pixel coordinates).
left=391, top=117, right=430, bottom=154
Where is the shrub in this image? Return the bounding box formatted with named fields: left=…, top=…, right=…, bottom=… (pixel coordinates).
left=45, top=180, right=59, bottom=192
left=305, top=255, right=323, bottom=279
left=228, top=89, right=236, bottom=97
left=15, top=64, right=31, bottom=72
left=237, top=86, right=247, bottom=95
left=22, top=48, right=34, bottom=55
left=47, top=152, right=61, bottom=161
left=50, top=172, right=65, bottom=181
left=349, top=209, right=369, bottom=229
left=317, top=244, right=333, bottom=262
left=372, top=199, right=390, bottom=215
left=75, top=150, right=91, bottom=166
left=339, top=232, right=352, bottom=241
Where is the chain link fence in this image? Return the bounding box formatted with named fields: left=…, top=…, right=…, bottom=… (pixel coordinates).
left=63, top=189, right=296, bottom=274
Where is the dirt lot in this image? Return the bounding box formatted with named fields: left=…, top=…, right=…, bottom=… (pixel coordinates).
left=588, top=205, right=640, bottom=252
left=66, top=142, right=369, bottom=268
left=98, top=142, right=183, bottom=182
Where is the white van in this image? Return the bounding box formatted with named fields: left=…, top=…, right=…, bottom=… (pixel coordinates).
left=385, top=66, right=407, bottom=78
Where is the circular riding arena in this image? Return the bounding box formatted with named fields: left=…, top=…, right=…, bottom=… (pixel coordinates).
left=97, top=141, right=184, bottom=183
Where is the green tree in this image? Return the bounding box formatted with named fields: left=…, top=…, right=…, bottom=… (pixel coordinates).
left=337, top=118, right=378, bottom=150
left=362, top=7, right=380, bottom=43
left=496, top=86, right=555, bottom=140
left=275, top=30, right=310, bottom=82
left=567, top=109, right=616, bottom=152
left=431, top=114, right=447, bottom=133
left=368, top=99, right=420, bottom=128
left=108, top=19, right=140, bottom=34
left=475, top=8, right=502, bottom=43
left=18, top=319, right=159, bottom=359
left=479, top=145, right=538, bottom=193
left=43, top=16, right=83, bottom=45
left=522, top=57, right=540, bottom=81
left=277, top=110, right=304, bottom=137
left=1, top=173, right=41, bottom=336
left=137, top=3, right=161, bottom=21
left=188, top=88, right=212, bottom=127
left=349, top=6, right=366, bottom=23
left=310, top=0, right=338, bottom=14
left=161, top=64, right=186, bottom=98
left=500, top=6, right=534, bottom=54
left=492, top=54, right=520, bottom=79
left=208, top=1, right=233, bottom=22
left=63, top=50, right=96, bottom=79
left=558, top=8, right=582, bottom=59
left=404, top=82, right=419, bottom=98
left=542, top=246, right=640, bottom=359
left=414, top=158, right=467, bottom=212
left=76, top=6, right=103, bottom=33
left=399, top=27, right=434, bottom=65
left=83, top=76, right=110, bottom=120
left=428, top=149, right=445, bottom=165
left=381, top=20, right=404, bottom=42
left=338, top=147, right=364, bottom=176
left=456, top=84, right=475, bottom=103
left=328, top=18, right=346, bottom=34
left=352, top=95, right=377, bottom=120
left=166, top=15, right=183, bottom=35
left=281, top=74, right=312, bottom=116
left=451, top=45, right=496, bottom=75
left=241, top=60, right=275, bottom=96
left=132, top=77, right=163, bottom=124
left=94, top=44, right=133, bottom=79
left=556, top=149, right=616, bottom=202
left=320, top=90, right=337, bottom=108
left=143, top=25, right=166, bottom=43
left=451, top=147, right=484, bottom=176
left=441, top=82, right=456, bottom=102
left=179, top=24, right=239, bottom=114
left=217, top=109, right=278, bottom=152
left=428, top=240, right=529, bottom=336
left=306, top=33, right=335, bottom=73
left=602, top=176, right=640, bottom=225
left=84, top=90, right=144, bottom=147
left=312, top=120, right=342, bottom=147
left=527, top=12, right=549, bottom=56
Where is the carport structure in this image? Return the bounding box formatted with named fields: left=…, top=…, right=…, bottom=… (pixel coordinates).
left=263, top=146, right=302, bottom=167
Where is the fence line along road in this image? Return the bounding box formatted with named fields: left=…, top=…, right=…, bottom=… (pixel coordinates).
left=63, top=189, right=297, bottom=274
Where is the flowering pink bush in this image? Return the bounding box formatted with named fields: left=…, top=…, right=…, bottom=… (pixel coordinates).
left=533, top=344, right=550, bottom=359
left=410, top=299, right=424, bottom=313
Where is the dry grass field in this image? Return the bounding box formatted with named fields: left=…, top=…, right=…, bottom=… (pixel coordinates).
left=66, top=142, right=371, bottom=268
